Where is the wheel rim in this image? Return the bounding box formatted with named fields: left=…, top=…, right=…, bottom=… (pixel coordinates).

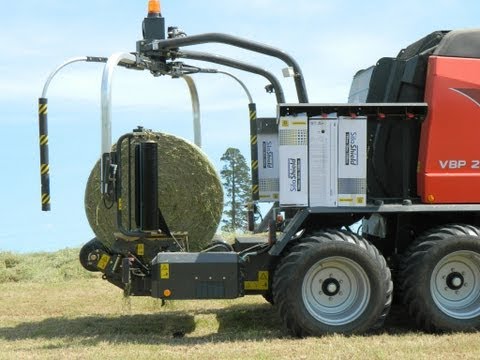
left=431, top=250, right=480, bottom=319
left=301, top=256, right=371, bottom=326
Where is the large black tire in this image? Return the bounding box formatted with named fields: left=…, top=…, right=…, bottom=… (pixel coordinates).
left=400, top=224, right=480, bottom=332
left=79, top=238, right=108, bottom=272
left=272, top=230, right=392, bottom=336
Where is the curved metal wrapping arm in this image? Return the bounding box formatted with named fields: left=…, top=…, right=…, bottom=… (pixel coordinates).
left=101, top=52, right=137, bottom=154
left=147, top=33, right=308, bottom=103
left=100, top=52, right=138, bottom=193
left=216, top=71, right=253, bottom=104
left=38, top=56, right=107, bottom=210
left=176, top=50, right=285, bottom=103
left=181, top=75, right=202, bottom=147
left=42, top=57, right=89, bottom=98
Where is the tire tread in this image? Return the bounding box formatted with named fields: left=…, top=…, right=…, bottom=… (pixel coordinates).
left=400, top=224, right=480, bottom=332
left=272, top=230, right=392, bottom=336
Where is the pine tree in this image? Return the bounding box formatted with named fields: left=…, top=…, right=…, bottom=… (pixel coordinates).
left=220, top=148, right=251, bottom=232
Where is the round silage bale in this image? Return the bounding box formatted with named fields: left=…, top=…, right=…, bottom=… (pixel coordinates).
left=84, top=132, right=223, bottom=251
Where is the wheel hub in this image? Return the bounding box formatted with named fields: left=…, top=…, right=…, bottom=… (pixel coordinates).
left=446, top=272, right=464, bottom=290
left=322, top=278, right=341, bottom=296
left=431, top=250, right=480, bottom=319
left=302, top=256, right=371, bottom=326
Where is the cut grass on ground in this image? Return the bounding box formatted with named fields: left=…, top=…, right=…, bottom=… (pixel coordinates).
left=0, top=249, right=479, bottom=359
left=0, top=248, right=98, bottom=283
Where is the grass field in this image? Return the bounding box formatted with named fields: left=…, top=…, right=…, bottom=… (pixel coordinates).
left=1, top=249, right=479, bottom=359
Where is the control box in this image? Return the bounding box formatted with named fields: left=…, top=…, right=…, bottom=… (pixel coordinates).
left=279, top=115, right=308, bottom=207
left=278, top=114, right=366, bottom=207
left=257, top=118, right=279, bottom=202
left=151, top=252, right=243, bottom=299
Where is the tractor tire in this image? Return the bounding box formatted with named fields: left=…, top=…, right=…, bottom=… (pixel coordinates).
left=400, top=224, right=480, bottom=332
left=272, top=230, right=392, bottom=336
left=79, top=238, right=108, bottom=272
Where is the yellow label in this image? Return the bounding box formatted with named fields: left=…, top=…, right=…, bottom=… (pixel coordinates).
left=244, top=281, right=258, bottom=290
left=244, top=271, right=269, bottom=290
left=356, top=197, right=365, bottom=204
left=259, top=271, right=268, bottom=281
left=97, top=254, right=110, bottom=270
left=160, top=263, right=170, bottom=279
left=118, top=198, right=123, bottom=211
left=281, top=119, right=289, bottom=127
left=137, top=244, right=145, bottom=256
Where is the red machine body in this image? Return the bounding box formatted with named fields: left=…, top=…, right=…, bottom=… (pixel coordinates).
left=418, top=56, right=480, bottom=203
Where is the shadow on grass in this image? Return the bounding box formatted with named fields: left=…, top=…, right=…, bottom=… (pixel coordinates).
left=0, top=302, right=428, bottom=346
left=0, top=313, right=196, bottom=346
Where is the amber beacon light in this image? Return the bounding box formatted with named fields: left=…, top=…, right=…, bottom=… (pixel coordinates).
left=148, top=0, right=161, bottom=15
left=143, top=0, right=165, bottom=40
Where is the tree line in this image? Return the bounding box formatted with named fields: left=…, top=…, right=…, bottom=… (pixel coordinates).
left=220, top=147, right=251, bottom=232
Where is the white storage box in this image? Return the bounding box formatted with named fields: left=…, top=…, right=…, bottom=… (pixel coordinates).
left=309, top=118, right=338, bottom=207
left=257, top=118, right=279, bottom=202
left=279, top=115, right=308, bottom=207
left=337, top=116, right=367, bottom=206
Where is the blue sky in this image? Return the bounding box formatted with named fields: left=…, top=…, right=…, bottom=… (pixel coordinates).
left=1, top=0, right=479, bottom=252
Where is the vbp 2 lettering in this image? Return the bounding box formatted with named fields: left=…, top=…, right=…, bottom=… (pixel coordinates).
left=439, top=160, right=480, bottom=169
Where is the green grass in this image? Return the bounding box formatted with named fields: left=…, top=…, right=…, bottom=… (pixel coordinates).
left=0, top=249, right=479, bottom=359
left=0, top=248, right=98, bottom=283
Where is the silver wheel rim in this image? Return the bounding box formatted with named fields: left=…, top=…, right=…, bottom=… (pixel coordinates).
left=302, top=256, right=371, bottom=326
left=430, top=250, right=480, bottom=319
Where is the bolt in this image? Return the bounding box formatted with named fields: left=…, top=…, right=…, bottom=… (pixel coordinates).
left=442, top=275, right=446, bottom=280
left=462, top=271, right=465, bottom=276
left=339, top=280, right=343, bottom=284
left=451, top=277, right=462, bottom=287
left=329, top=273, right=333, bottom=278
left=464, top=283, right=468, bottom=287
left=455, top=290, right=459, bottom=295
left=327, top=283, right=337, bottom=293
left=451, top=268, right=455, bottom=272
left=445, top=287, right=449, bottom=291
left=339, top=291, right=343, bottom=296
left=319, top=291, right=323, bottom=295
left=318, top=279, right=323, bottom=283
left=329, top=297, right=333, bottom=301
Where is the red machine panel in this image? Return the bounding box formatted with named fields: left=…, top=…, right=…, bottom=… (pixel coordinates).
left=418, top=56, right=480, bottom=203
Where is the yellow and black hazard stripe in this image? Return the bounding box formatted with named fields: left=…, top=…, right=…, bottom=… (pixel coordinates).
left=41, top=193, right=50, bottom=205
left=39, top=102, right=48, bottom=115
left=39, top=134, right=48, bottom=146
left=38, top=98, right=51, bottom=211
left=249, top=108, right=257, bottom=121
left=248, top=103, right=259, bottom=201
left=40, top=164, right=49, bottom=175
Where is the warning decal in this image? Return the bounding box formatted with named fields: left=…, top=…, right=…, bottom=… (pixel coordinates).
left=160, top=264, right=170, bottom=279
left=97, top=254, right=110, bottom=270
left=244, top=271, right=269, bottom=290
